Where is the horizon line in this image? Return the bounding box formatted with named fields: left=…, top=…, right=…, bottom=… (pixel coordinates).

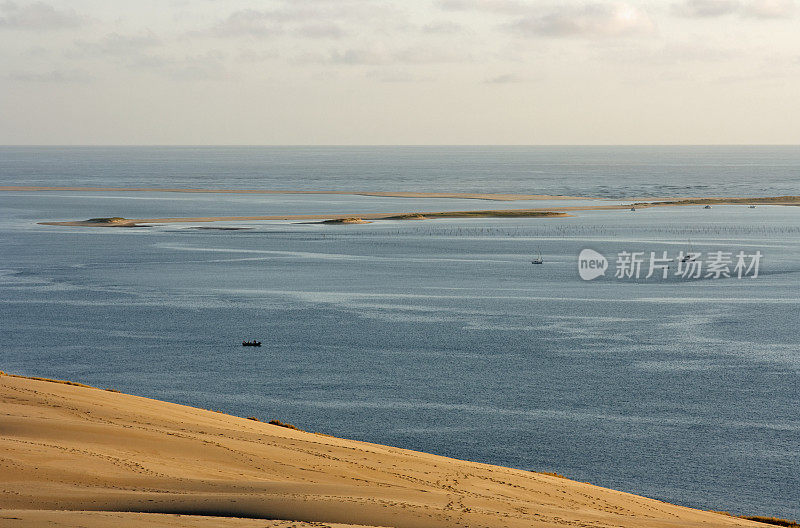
left=2, top=144, right=800, bottom=148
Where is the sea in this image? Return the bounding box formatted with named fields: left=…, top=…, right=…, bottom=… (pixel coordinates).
left=1, top=146, right=798, bottom=519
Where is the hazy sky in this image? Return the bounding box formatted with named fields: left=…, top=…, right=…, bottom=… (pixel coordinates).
left=1, top=0, right=798, bottom=144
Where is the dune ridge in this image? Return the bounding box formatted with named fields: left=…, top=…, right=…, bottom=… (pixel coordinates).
left=0, top=371, right=769, bottom=528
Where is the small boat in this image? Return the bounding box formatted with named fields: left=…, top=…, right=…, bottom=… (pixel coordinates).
left=676, top=239, right=697, bottom=263
left=749, top=205, right=756, bottom=209
left=630, top=207, right=636, bottom=211
left=531, top=248, right=544, bottom=265
left=704, top=205, right=712, bottom=209
left=242, top=340, right=262, bottom=347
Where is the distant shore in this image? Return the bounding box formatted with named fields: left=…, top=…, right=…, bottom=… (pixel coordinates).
left=0, top=370, right=773, bottom=528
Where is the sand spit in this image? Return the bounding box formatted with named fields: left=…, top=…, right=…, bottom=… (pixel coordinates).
left=39, top=210, right=571, bottom=227
left=320, top=217, right=372, bottom=224
left=24, top=189, right=797, bottom=228
left=632, top=196, right=800, bottom=207
left=0, top=371, right=766, bottom=528
left=383, top=210, right=568, bottom=220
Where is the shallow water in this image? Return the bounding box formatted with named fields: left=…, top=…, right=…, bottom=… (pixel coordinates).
left=1, top=147, right=799, bottom=518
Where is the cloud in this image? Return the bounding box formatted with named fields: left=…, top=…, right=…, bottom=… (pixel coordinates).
left=484, top=73, right=535, bottom=83
left=421, top=21, right=465, bottom=35
left=236, top=49, right=280, bottom=63
left=322, top=45, right=470, bottom=65
left=436, top=0, right=528, bottom=13
left=129, top=51, right=231, bottom=81
left=326, top=48, right=385, bottom=65
left=672, top=0, right=740, bottom=17
left=7, top=69, right=91, bottom=82
left=74, top=32, right=161, bottom=57
left=203, top=9, right=286, bottom=38
left=611, top=41, right=742, bottom=65
left=672, top=0, right=795, bottom=17
left=510, top=3, right=655, bottom=38
left=199, top=4, right=402, bottom=40
left=295, top=23, right=345, bottom=39
left=366, top=70, right=434, bottom=83
left=744, top=0, right=795, bottom=17
left=0, top=1, right=83, bottom=30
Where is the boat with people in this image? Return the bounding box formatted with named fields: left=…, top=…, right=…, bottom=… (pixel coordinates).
left=242, top=340, right=261, bottom=347
left=676, top=240, right=698, bottom=263
left=531, top=248, right=544, bottom=265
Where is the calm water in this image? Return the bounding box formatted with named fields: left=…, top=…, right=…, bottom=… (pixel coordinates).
left=1, top=147, right=798, bottom=519
left=1, top=145, right=799, bottom=198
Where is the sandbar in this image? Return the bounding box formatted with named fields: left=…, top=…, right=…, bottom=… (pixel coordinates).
left=0, top=185, right=793, bottom=227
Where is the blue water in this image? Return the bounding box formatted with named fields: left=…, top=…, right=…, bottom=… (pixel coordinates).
left=1, top=147, right=799, bottom=519
left=1, top=145, right=799, bottom=198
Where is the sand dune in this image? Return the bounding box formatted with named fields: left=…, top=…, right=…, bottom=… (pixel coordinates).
left=0, top=510, right=377, bottom=528
left=0, top=372, right=765, bottom=528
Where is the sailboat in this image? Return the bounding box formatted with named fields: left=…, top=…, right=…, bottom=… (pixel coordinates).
left=531, top=248, right=544, bottom=265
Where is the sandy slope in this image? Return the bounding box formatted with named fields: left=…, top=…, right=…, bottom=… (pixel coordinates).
left=0, top=373, right=761, bottom=528
left=0, top=510, right=374, bottom=527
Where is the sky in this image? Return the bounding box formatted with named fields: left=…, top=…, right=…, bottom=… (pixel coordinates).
left=0, top=0, right=798, bottom=145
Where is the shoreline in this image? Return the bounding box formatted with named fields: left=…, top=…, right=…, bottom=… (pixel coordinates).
left=0, top=370, right=779, bottom=528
